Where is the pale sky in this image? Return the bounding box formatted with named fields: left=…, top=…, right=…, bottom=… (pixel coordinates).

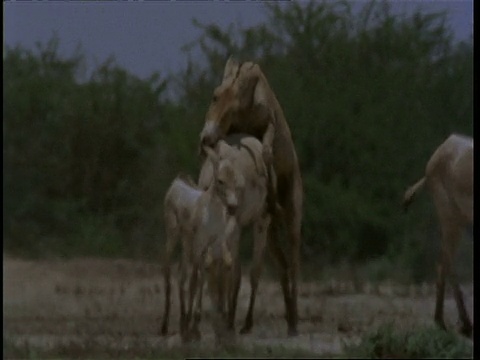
left=4, top=1, right=473, bottom=81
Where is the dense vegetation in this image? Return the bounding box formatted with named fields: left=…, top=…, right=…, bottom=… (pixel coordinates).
left=344, top=322, right=473, bottom=358
left=3, top=1, right=473, bottom=283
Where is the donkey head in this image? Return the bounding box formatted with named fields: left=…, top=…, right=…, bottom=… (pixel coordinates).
left=200, top=57, right=272, bottom=153
left=203, top=145, right=239, bottom=216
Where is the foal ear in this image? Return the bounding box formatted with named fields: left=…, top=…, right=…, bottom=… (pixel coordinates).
left=203, top=146, right=219, bottom=164
left=235, top=170, right=246, bottom=189
left=223, top=56, right=240, bottom=82
left=203, top=146, right=221, bottom=180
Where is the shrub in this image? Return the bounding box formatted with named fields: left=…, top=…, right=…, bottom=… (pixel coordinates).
left=344, top=322, right=473, bottom=358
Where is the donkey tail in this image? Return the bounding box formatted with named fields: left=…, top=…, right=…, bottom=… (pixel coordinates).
left=403, top=177, right=426, bottom=212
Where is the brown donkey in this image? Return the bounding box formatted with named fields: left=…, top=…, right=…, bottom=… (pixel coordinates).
left=200, top=58, right=303, bottom=336
left=403, top=133, right=473, bottom=337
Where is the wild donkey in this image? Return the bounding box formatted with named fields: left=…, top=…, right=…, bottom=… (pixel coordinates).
left=161, top=147, right=240, bottom=343
left=198, top=134, right=271, bottom=335
left=200, top=58, right=303, bottom=336
left=403, top=133, right=473, bottom=337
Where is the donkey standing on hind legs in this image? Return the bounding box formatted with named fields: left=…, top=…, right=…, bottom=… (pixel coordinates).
left=403, top=133, right=473, bottom=337
left=200, top=57, right=303, bottom=336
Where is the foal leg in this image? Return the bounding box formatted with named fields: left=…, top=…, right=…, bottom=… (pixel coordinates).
left=178, top=259, right=189, bottom=339
left=184, top=264, right=200, bottom=341
left=160, top=215, right=178, bottom=335
left=191, top=268, right=204, bottom=341
left=228, top=260, right=241, bottom=331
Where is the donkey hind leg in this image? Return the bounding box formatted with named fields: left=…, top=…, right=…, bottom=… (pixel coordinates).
left=283, top=178, right=302, bottom=337
left=450, top=266, right=473, bottom=337
left=447, top=227, right=472, bottom=337
left=434, top=222, right=461, bottom=332
left=267, top=214, right=294, bottom=334
left=241, top=215, right=269, bottom=334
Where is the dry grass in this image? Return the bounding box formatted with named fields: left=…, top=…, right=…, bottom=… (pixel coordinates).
left=3, top=255, right=473, bottom=359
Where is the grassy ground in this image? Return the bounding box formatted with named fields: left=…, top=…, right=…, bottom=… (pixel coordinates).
left=3, top=255, right=473, bottom=359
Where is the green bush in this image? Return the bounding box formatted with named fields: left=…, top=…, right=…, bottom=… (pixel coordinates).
left=3, top=1, right=473, bottom=283
left=3, top=38, right=178, bottom=259
left=179, top=0, right=473, bottom=276
left=344, top=322, right=473, bottom=358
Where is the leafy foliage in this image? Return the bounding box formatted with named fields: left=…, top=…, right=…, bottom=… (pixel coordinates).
left=176, top=0, right=473, bottom=275
left=3, top=335, right=325, bottom=359
left=343, top=322, right=473, bottom=358
left=4, top=37, right=181, bottom=258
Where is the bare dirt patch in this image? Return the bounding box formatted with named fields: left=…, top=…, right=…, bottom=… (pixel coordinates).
left=3, top=255, right=473, bottom=358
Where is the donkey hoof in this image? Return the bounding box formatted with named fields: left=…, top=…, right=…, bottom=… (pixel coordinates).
left=192, top=329, right=201, bottom=341
left=459, top=324, right=473, bottom=338
left=160, top=325, right=168, bottom=336
left=287, top=327, right=299, bottom=337
left=239, top=326, right=252, bottom=335
left=435, top=319, right=447, bottom=331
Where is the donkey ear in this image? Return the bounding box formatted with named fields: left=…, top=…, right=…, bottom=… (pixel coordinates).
left=223, top=56, right=240, bottom=81
left=235, top=170, right=246, bottom=189
left=236, top=63, right=269, bottom=109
